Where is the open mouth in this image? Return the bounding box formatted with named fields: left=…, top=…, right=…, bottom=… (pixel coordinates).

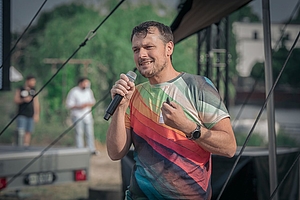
left=139, top=60, right=153, bottom=67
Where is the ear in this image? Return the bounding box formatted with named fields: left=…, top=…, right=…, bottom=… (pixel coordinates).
left=166, top=41, right=174, bottom=56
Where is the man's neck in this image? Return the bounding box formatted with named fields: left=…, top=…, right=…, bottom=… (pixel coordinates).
left=149, top=65, right=180, bottom=85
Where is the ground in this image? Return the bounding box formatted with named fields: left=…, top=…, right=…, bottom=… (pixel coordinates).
left=0, top=143, right=123, bottom=200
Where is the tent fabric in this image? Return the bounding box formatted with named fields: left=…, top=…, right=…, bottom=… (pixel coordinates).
left=170, top=0, right=253, bottom=43
left=212, top=147, right=300, bottom=200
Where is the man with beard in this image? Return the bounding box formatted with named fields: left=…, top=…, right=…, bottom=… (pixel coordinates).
left=14, top=75, right=40, bottom=146
left=106, top=21, right=237, bottom=200
left=66, top=77, right=98, bottom=155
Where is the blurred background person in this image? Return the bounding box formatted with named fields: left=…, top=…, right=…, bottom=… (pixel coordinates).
left=14, top=75, right=40, bottom=146
left=66, top=77, right=99, bottom=155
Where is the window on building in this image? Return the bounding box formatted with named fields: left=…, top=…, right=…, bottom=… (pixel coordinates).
left=253, top=31, right=258, bottom=40
left=285, top=33, right=290, bottom=41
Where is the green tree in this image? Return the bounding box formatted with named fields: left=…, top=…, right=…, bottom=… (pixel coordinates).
left=230, top=5, right=260, bottom=23
left=12, top=1, right=197, bottom=124
left=251, top=47, right=300, bottom=88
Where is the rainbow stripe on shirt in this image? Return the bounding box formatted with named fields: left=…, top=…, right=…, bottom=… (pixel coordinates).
left=125, top=73, right=229, bottom=200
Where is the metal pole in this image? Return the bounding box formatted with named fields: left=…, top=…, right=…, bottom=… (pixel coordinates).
left=298, top=159, right=300, bottom=200
left=262, top=0, right=278, bottom=199
left=225, top=16, right=229, bottom=108
left=216, top=22, right=221, bottom=90
left=197, top=31, right=202, bottom=75
left=206, top=26, right=211, bottom=78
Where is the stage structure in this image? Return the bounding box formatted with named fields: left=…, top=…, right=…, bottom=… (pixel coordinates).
left=0, top=0, right=10, bottom=91
left=170, top=0, right=252, bottom=108
left=169, top=0, right=288, bottom=198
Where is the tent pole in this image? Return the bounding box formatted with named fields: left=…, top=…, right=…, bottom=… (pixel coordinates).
left=216, top=22, right=221, bottom=90
left=262, top=0, right=278, bottom=199
left=206, top=26, right=212, bottom=78
left=197, top=31, right=202, bottom=75
left=225, top=16, right=229, bottom=108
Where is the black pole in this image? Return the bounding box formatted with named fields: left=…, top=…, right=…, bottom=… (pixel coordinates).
left=262, top=0, right=278, bottom=199
left=216, top=22, right=221, bottom=90
left=1, top=0, right=11, bottom=91
left=205, top=26, right=211, bottom=78
left=197, top=31, right=201, bottom=75
left=224, top=16, right=229, bottom=108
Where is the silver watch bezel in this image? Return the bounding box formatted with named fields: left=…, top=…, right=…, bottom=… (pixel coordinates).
left=186, top=124, right=201, bottom=140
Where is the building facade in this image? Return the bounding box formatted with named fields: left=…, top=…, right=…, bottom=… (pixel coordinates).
left=233, top=22, right=300, bottom=77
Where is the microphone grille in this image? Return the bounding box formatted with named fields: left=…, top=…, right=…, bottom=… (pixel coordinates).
left=126, top=71, right=137, bottom=82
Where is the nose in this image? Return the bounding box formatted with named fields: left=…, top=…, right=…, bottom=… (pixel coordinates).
left=138, top=48, right=147, bottom=58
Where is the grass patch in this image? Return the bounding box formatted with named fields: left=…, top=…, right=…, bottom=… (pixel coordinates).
left=234, top=130, right=300, bottom=148
left=0, top=117, right=110, bottom=147
left=235, top=132, right=267, bottom=147
left=31, top=119, right=109, bottom=147
left=276, top=131, right=300, bottom=148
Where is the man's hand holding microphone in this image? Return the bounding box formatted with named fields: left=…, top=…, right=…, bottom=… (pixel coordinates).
left=104, top=71, right=137, bottom=121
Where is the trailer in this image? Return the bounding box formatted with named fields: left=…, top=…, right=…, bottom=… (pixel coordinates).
left=0, top=145, right=90, bottom=192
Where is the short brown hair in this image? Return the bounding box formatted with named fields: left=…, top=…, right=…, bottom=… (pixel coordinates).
left=130, top=21, right=174, bottom=44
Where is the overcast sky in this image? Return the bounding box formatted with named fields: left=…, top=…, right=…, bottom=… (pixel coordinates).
left=10, top=0, right=300, bottom=32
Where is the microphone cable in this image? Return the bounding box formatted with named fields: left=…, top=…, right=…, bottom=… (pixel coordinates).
left=0, top=0, right=48, bottom=70
left=0, top=0, right=125, bottom=137
left=217, top=31, right=300, bottom=200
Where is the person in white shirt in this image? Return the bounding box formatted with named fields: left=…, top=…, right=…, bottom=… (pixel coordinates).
left=66, top=77, right=98, bottom=155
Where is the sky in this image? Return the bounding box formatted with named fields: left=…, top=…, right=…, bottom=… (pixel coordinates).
left=10, top=0, right=179, bottom=32
left=249, top=0, right=299, bottom=22
left=10, top=0, right=300, bottom=32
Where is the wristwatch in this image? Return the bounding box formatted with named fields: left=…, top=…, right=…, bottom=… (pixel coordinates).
left=186, top=124, right=201, bottom=140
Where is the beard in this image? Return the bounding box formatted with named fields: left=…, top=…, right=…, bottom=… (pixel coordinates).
left=139, top=60, right=167, bottom=78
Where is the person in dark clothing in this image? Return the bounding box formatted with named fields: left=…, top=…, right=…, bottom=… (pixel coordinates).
left=14, top=75, right=40, bottom=146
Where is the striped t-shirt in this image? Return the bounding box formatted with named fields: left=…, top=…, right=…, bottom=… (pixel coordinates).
left=125, top=73, right=229, bottom=200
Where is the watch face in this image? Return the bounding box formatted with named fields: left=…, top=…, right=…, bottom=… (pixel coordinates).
left=193, top=130, right=201, bottom=139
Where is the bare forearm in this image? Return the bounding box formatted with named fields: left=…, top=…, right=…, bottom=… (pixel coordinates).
left=14, top=90, right=22, bottom=104
left=34, top=98, right=40, bottom=115
left=85, top=102, right=95, bottom=107
left=196, top=126, right=236, bottom=157
left=106, top=72, right=135, bottom=160
left=106, top=106, right=131, bottom=160
left=14, top=98, right=23, bottom=104
left=162, top=102, right=236, bottom=157
left=70, top=103, right=94, bottom=110
left=182, top=118, right=236, bottom=158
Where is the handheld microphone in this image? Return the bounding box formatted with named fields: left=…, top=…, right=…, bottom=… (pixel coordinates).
left=104, top=71, right=137, bottom=121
